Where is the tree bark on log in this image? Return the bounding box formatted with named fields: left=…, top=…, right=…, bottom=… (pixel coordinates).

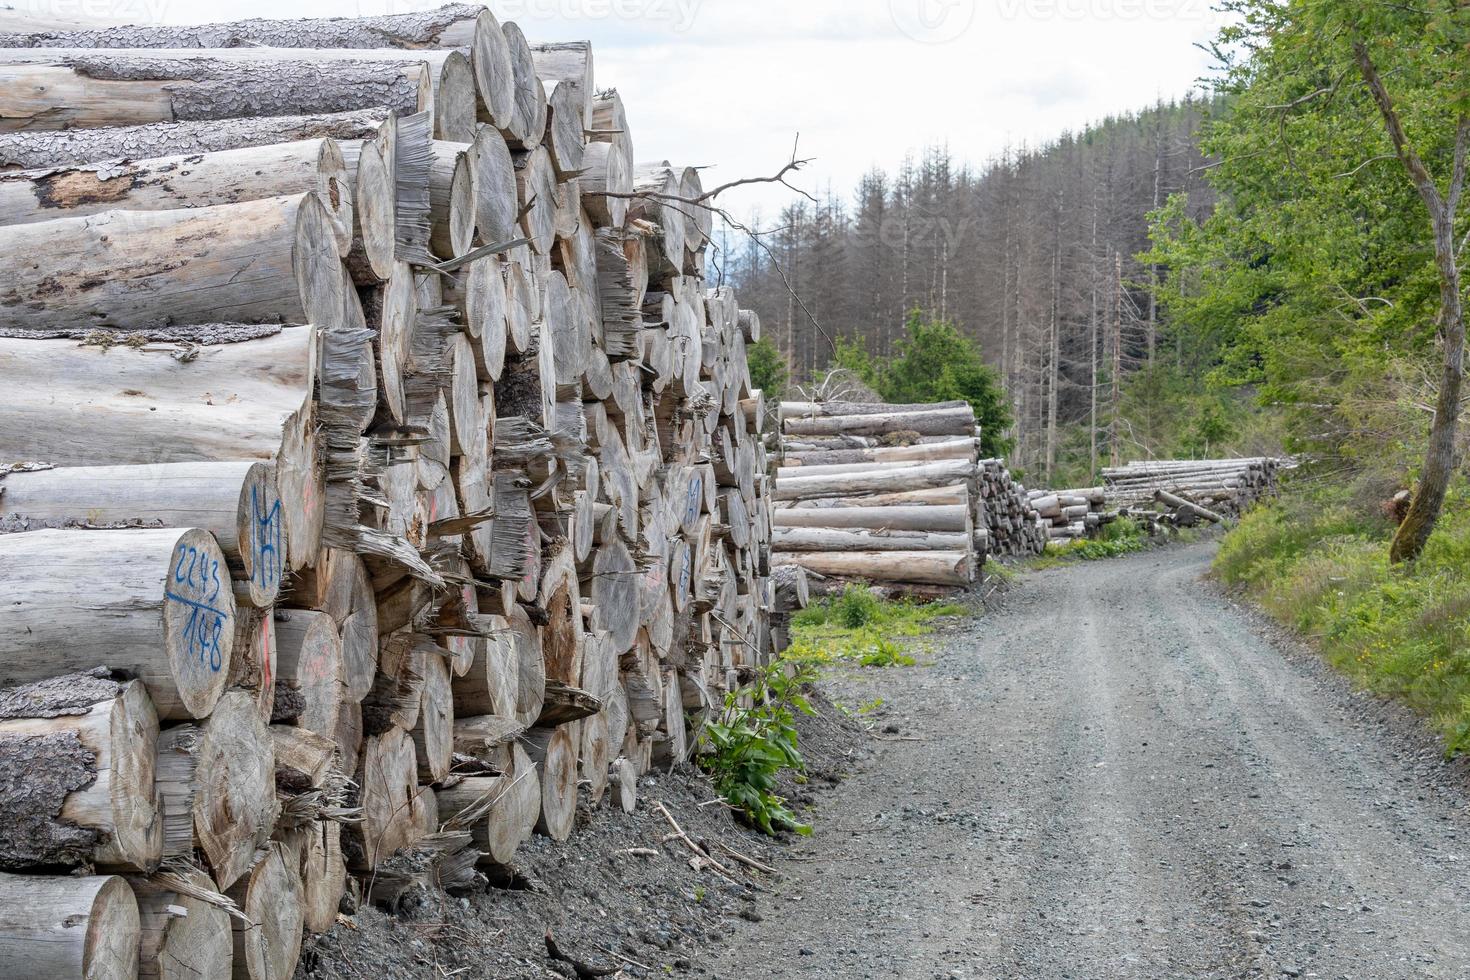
left=772, top=527, right=974, bottom=553
left=0, top=461, right=287, bottom=609
left=779, top=484, right=970, bottom=510
left=0, top=672, right=162, bottom=873
left=779, top=399, right=970, bottom=418
left=0, top=528, right=234, bottom=720
left=773, top=461, right=975, bottom=501
left=0, top=4, right=487, bottom=49
left=782, top=436, right=979, bottom=468
left=772, top=551, right=976, bottom=587
left=0, top=108, right=391, bottom=169
left=772, top=503, right=971, bottom=534
left=0, top=872, right=139, bottom=980
left=1154, top=489, right=1225, bottom=524
left=0, top=137, right=353, bottom=252
left=780, top=405, right=976, bottom=438
left=0, top=54, right=430, bottom=131
left=775, top=455, right=980, bottom=479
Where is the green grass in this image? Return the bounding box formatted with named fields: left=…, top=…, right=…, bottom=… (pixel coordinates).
left=1215, top=475, right=1470, bottom=755
left=1023, top=517, right=1153, bottom=569
left=784, top=585, right=969, bottom=667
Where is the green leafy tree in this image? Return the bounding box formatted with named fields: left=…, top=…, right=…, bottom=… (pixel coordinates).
left=837, top=310, right=1015, bottom=458
left=746, top=337, right=790, bottom=400
left=1148, top=0, right=1470, bottom=562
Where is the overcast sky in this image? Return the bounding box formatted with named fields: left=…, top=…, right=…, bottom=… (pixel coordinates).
left=23, top=0, right=1230, bottom=217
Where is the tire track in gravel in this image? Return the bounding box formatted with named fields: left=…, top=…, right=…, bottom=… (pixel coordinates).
left=706, top=542, right=1470, bottom=979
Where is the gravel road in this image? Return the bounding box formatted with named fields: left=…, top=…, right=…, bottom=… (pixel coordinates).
left=709, top=542, right=1470, bottom=979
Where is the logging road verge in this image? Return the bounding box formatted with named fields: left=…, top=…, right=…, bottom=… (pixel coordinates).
left=711, top=540, right=1470, bottom=979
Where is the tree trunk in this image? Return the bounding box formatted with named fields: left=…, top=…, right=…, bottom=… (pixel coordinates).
left=524, top=723, right=578, bottom=842
left=271, top=610, right=345, bottom=742
left=225, top=842, right=303, bottom=980
left=780, top=405, right=976, bottom=438
left=428, top=139, right=475, bottom=259
left=0, top=528, right=235, bottom=719
left=452, top=615, right=519, bottom=719
left=412, top=648, right=454, bottom=783
left=284, top=819, right=346, bottom=936
left=128, top=869, right=233, bottom=980
left=468, top=125, right=518, bottom=246
left=1, top=461, right=287, bottom=608
left=782, top=436, right=977, bottom=467
left=348, top=728, right=430, bottom=871
left=0, top=107, right=391, bottom=169
left=774, top=460, right=975, bottom=501
left=0, top=192, right=341, bottom=334
left=772, top=551, right=976, bottom=587
left=772, top=503, right=971, bottom=534
left=154, top=692, right=277, bottom=891
left=286, top=548, right=379, bottom=703
left=0, top=5, right=487, bottom=48
left=0, top=54, right=430, bottom=130
left=580, top=141, right=630, bottom=229
left=780, top=484, right=970, bottom=509
left=500, top=22, right=548, bottom=151
left=514, top=145, right=557, bottom=255
left=0, top=137, right=352, bottom=246
left=0, top=672, right=161, bottom=872
left=772, top=527, right=973, bottom=553
left=0, top=872, right=139, bottom=979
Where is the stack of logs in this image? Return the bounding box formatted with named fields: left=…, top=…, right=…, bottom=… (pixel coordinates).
left=770, top=399, right=1043, bottom=591
left=0, top=5, right=776, bottom=978
left=1102, top=458, right=1287, bottom=523
left=976, top=458, right=1047, bottom=558
left=1028, top=487, right=1110, bottom=542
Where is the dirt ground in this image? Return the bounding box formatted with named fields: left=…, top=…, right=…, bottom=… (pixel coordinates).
left=295, top=678, right=870, bottom=979
left=303, top=541, right=1470, bottom=979
left=708, top=540, right=1470, bottom=979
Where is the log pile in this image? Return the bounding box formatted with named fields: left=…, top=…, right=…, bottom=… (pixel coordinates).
left=772, top=399, right=1047, bottom=589
left=1102, top=458, right=1287, bottom=520
left=0, top=6, right=775, bottom=976
left=1027, top=487, right=1111, bottom=541
left=976, top=459, right=1047, bottom=558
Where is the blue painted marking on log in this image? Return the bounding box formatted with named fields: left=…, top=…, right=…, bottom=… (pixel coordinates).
left=165, top=591, right=228, bottom=673
left=250, top=485, right=284, bottom=589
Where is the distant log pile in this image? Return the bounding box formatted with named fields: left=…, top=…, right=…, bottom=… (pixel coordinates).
left=0, top=5, right=774, bottom=976
left=1102, top=457, right=1289, bottom=523
left=770, top=400, right=1045, bottom=592
left=1027, top=487, right=1110, bottom=541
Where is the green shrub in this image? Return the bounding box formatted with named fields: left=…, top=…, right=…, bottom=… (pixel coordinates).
left=1216, top=478, right=1470, bottom=754
left=699, top=663, right=816, bottom=836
